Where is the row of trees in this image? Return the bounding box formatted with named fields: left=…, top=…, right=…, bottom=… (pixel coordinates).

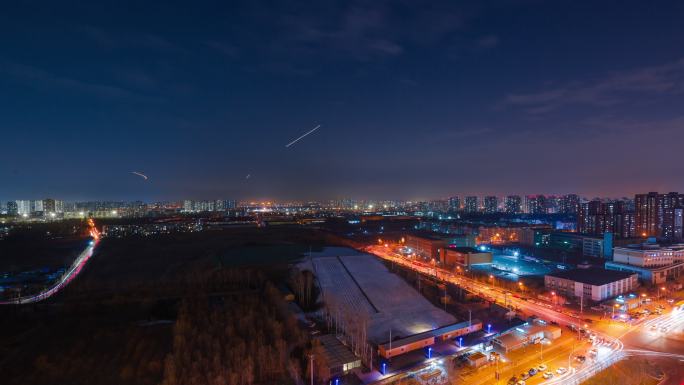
left=321, top=291, right=373, bottom=368
left=159, top=280, right=309, bottom=385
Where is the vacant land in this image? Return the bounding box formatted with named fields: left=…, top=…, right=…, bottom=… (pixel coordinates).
left=0, top=226, right=331, bottom=385
left=0, top=220, right=90, bottom=272
left=581, top=357, right=663, bottom=385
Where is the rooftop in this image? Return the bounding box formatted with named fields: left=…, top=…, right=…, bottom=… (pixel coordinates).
left=546, top=268, right=635, bottom=286
left=615, top=243, right=684, bottom=251
left=317, top=335, right=360, bottom=367
left=446, top=246, right=481, bottom=253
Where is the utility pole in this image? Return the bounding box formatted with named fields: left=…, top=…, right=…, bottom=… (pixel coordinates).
left=580, top=295, right=583, bottom=314
left=309, top=354, right=314, bottom=385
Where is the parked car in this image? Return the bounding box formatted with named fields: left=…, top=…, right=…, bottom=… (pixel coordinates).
left=528, top=368, right=538, bottom=376
left=556, top=367, right=568, bottom=375
left=507, top=376, right=518, bottom=385
left=543, top=371, right=554, bottom=379
left=538, top=364, right=547, bottom=371
left=520, top=372, right=530, bottom=380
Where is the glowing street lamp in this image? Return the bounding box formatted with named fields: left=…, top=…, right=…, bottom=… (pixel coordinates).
left=487, top=323, right=492, bottom=333
left=427, top=347, right=432, bottom=359
left=458, top=337, right=463, bottom=348
left=381, top=362, right=387, bottom=375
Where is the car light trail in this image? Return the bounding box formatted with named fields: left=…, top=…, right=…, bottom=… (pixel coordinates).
left=0, top=219, right=100, bottom=305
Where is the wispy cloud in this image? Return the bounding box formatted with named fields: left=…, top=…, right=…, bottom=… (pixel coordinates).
left=82, top=25, right=187, bottom=54
left=504, top=58, right=684, bottom=114
left=0, top=61, right=156, bottom=101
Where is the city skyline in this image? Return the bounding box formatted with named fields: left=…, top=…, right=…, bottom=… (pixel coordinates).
left=3, top=1, right=684, bottom=200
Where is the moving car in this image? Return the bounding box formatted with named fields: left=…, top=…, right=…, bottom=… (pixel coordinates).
left=538, top=364, right=547, bottom=371
left=556, top=367, right=568, bottom=375
left=543, top=371, right=554, bottom=379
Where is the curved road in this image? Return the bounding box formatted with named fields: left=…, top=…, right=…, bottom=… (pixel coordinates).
left=365, top=245, right=681, bottom=385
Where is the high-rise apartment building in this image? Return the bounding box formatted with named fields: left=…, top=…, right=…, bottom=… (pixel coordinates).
left=464, top=196, right=479, bottom=213
left=559, top=194, right=579, bottom=214
left=635, top=192, right=684, bottom=240
left=16, top=200, right=31, bottom=216
left=43, top=198, right=56, bottom=213
left=448, top=196, right=461, bottom=212
left=525, top=195, right=546, bottom=214
left=483, top=196, right=498, bottom=214
left=6, top=201, right=18, bottom=216
left=577, top=200, right=635, bottom=238
left=504, top=195, right=522, bottom=214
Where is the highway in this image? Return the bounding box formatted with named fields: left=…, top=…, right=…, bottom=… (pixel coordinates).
left=366, top=245, right=683, bottom=384
left=0, top=219, right=100, bottom=305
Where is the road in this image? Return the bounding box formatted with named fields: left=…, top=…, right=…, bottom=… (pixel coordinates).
left=366, top=245, right=683, bottom=384
left=0, top=219, right=100, bottom=305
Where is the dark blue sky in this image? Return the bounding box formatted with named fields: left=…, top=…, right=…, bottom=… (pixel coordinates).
left=2, top=0, right=684, bottom=201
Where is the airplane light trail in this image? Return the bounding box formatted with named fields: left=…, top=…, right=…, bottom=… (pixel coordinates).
left=131, top=171, right=149, bottom=180
left=285, top=124, right=321, bottom=148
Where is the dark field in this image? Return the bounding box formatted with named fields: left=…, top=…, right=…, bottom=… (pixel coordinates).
left=0, top=226, right=332, bottom=385
left=0, top=220, right=90, bottom=273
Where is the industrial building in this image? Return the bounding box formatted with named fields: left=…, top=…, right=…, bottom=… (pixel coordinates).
left=544, top=268, right=639, bottom=302
left=378, top=319, right=482, bottom=358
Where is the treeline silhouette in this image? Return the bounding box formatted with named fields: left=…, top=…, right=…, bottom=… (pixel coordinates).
left=160, top=278, right=308, bottom=385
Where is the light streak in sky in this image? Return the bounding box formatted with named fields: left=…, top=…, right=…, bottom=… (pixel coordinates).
left=285, top=124, right=321, bottom=148
left=131, top=171, right=149, bottom=180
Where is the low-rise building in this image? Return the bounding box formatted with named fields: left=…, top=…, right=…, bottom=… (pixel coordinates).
left=544, top=268, right=639, bottom=302
left=606, top=244, right=684, bottom=284
left=492, top=322, right=561, bottom=353
left=405, top=234, right=446, bottom=260
left=441, top=247, right=492, bottom=268
left=316, top=335, right=362, bottom=380
left=378, top=320, right=482, bottom=359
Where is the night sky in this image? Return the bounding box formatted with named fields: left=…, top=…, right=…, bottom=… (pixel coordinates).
left=2, top=1, right=684, bottom=201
